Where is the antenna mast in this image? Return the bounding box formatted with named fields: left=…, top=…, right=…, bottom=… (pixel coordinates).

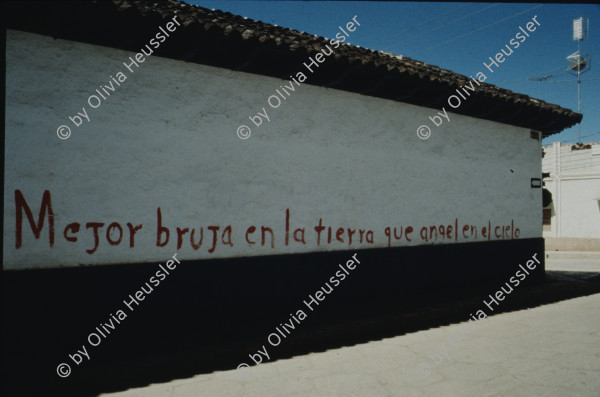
left=570, top=17, right=590, bottom=143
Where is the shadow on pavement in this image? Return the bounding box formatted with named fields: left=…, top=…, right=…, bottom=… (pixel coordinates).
left=3, top=268, right=599, bottom=397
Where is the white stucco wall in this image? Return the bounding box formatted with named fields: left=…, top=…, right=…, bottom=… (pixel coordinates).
left=543, top=142, right=600, bottom=239
left=4, top=30, right=541, bottom=269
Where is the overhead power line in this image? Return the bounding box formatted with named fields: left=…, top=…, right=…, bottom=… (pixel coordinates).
left=563, top=131, right=600, bottom=142
left=413, top=4, right=544, bottom=56
left=543, top=78, right=600, bottom=83
left=372, top=3, right=472, bottom=47
left=382, top=3, right=500, bottom=51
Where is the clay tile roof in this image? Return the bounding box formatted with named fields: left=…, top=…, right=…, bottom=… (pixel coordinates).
left=5, top=0, right=582, bottom=136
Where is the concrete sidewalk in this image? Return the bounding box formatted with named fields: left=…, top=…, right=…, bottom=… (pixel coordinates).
left=101, top=293, right=600, bottom=396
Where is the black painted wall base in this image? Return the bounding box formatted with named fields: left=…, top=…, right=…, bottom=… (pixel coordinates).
left=2, top=238, right=544, bottom=396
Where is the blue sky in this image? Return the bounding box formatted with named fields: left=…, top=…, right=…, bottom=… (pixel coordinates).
left=187, top=1, right=600, bottom=145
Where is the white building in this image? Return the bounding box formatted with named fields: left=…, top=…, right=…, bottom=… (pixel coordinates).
left=543, top=142, right=600, bottom=250
left=3, top=3, right=581, bottom=272
left=2, top=0, right=583, bottom=395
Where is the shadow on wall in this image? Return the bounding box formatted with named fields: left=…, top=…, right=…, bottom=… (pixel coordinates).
left=5, top=239, right=598, bottom=397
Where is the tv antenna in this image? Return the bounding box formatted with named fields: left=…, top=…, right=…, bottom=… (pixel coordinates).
left=528, top=17, right=593, bottom=143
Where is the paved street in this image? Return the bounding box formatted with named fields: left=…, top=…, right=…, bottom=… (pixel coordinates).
left=545, top=251, right=600, bottom=272
left=101, top=252, right=600, bottom=397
